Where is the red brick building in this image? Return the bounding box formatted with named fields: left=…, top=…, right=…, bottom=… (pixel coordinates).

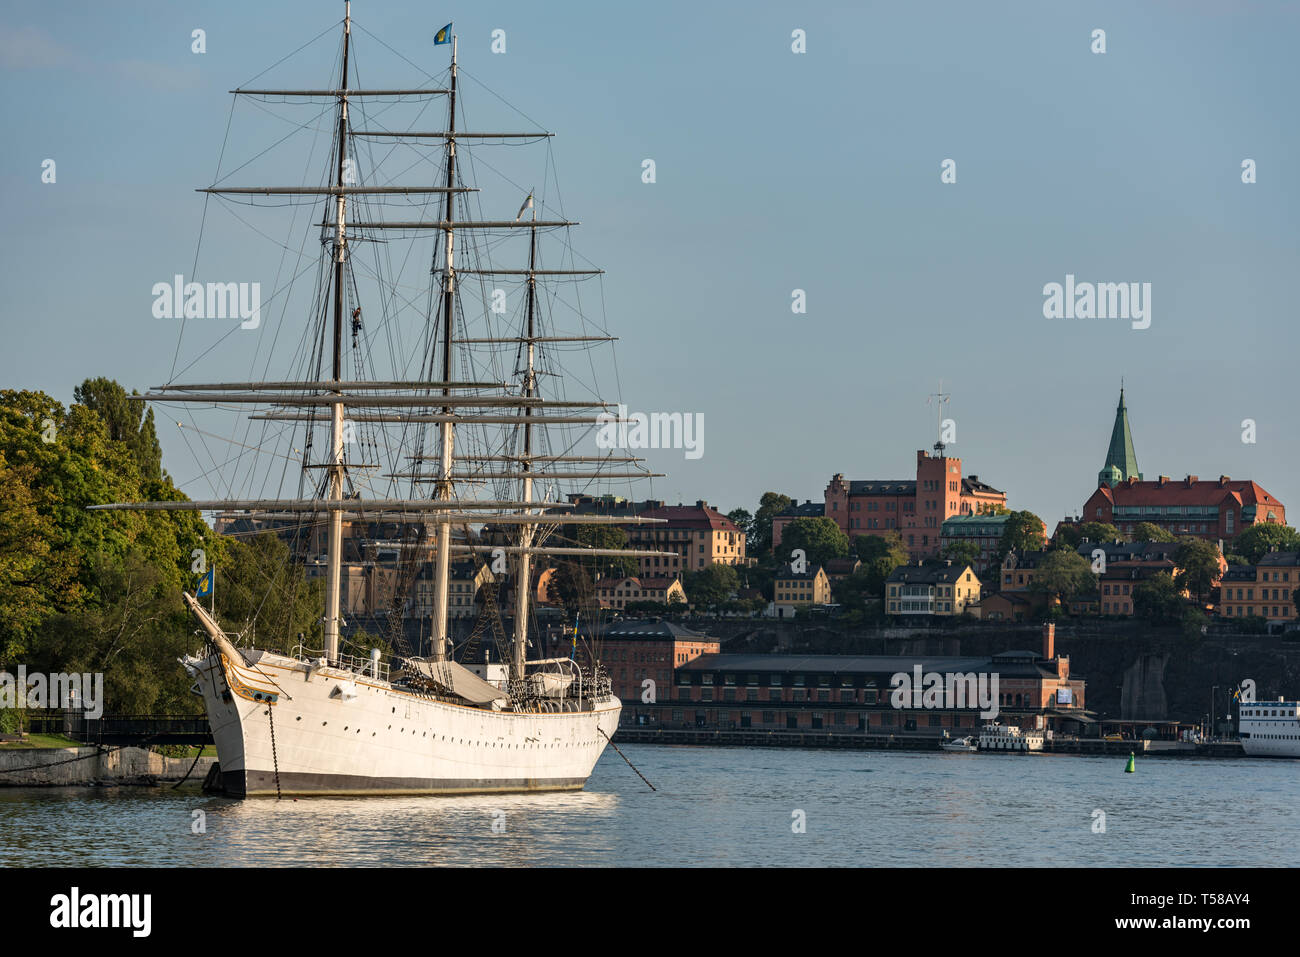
left=821, top=450, right=1006, bottom=558
left=1082, top=475, right=1286, bottom=544
left=562, top=620, right=719, bottom=722
left=1085, top=388, right=1285, bottom=544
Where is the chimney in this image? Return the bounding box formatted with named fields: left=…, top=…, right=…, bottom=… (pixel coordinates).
left=1186, top=475, right=1198, bottom=486
left=1219, top=475, right=1230, bottom=487
left=1042, top=622, right=1055, bottom=661
left=1158, top=475, right=1170, bottom=486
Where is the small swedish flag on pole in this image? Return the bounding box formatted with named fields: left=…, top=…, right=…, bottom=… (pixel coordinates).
left=434, top=22, right=452, bottom=45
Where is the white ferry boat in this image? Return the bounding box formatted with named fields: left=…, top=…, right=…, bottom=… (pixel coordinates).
left=978, top=722, right=1045, bottom=753
left=1239, top=698, right=1300, bottom=758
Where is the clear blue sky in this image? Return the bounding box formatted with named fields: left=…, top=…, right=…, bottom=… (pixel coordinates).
left=3, top=0, right=1297, bottom=526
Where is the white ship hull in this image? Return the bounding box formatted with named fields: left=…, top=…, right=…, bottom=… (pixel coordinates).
left=977, top=725, right=1044, bottom=752
left=1240, top=699, right=1300, bottom=759
left=188, top=649, right=621, bottom=797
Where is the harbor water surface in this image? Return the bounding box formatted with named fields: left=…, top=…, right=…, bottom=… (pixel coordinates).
left=1, top=745, right=1294, bottom=867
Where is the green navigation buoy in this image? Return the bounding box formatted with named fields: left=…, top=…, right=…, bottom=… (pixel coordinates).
left=1125, top=752, right=1136, bottom=773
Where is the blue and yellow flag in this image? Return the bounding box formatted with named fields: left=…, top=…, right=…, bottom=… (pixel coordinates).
left=196, top=567, right=214, bottom=598
left=434, top=23, right=452, bottom=45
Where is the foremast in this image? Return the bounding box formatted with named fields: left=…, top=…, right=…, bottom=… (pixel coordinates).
left=430, top=33, right=459, bottom=662
left=324, top=1, right=353, bottom=664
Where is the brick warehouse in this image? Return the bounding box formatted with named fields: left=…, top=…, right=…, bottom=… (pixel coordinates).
left=620, top=624, right=1089, bottom=735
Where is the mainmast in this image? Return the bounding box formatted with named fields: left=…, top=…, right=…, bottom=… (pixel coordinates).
left=324, top=2, right=352, bottom=663
left=429, top=33, right=458, bottom=661
left=511, top=210, right=539, bottom=683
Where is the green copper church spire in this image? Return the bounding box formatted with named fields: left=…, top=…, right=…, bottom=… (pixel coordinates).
left=1098, top=385, right=1142, bottom=487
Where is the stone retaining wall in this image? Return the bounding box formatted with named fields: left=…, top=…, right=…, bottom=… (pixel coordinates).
left=0, top=747, right=215, bottom=787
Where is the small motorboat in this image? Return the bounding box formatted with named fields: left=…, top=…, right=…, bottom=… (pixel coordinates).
left=940, top=734, right=978, bottom=752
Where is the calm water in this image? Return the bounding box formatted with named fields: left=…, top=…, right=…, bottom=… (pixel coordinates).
left=0, top=746, right=1295, bottom=866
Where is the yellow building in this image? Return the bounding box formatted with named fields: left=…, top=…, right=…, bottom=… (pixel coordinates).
left=771, top=563, right=832, bottom=617
left=565, top=496, right=747, bottom=576
left=885, top=561, right=981, bottom=616
left=596, top=575, right=688, bottom=611
left=1220, top=550, right=1300, bottom=622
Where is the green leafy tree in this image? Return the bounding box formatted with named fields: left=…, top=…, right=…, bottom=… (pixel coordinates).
left=1053, top=524, right=1083, bottom=550
left=1233, top=524, right=1300, bottom=564
left=996, top=510, right=1046, bottom=559
left=750, top=492, right=793, bottom=556
left=1174, top=538, right=1221, bottom=606
left=726, top=508, right=753, bottom=541
left=210, top=533, right=323, bottom=654
left=1078, top=522, right=1120, bottom=544
left=1132, top=571, right=1184, bottom=623
left=851, top=532, right=909, bottom=597
left=1132, top=522, right=1176, bottom=543
left=575, top=524, right=637, bottom=579
left=855, top=531, right=907, bottom=565
left=546, top=560, right=598, bottom=620
left=0, top=386, right=210, bottom=667
left=683, top=563, right=740, bottom=609
left=779, top=516, right=849, bottom=568
left=73, top=377, right=164, bottom=482
left=38, top=548, right=191, bottom=714
left=942, top=539, right=982, bottom=570
left=1028, top=549, right=1096, bottom=605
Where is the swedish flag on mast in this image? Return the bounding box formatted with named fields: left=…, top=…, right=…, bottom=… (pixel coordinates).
left=434, top=22, right=452, bottom=45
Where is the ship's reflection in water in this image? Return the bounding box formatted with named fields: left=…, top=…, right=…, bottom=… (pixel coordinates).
left=208, top=790, right=622, bottom=867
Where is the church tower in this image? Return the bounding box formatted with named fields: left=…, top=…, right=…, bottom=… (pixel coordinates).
left=1098, top=386, right=1142, bottom=487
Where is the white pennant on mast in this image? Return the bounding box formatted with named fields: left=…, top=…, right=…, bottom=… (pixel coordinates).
left=515, top=190, right=534, bottom=222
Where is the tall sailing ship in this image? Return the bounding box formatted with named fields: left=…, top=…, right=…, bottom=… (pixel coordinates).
left=92, top=6, right=673, bottom=796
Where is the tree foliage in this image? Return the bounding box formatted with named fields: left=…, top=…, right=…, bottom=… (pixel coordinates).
left=0, top=386, right=209, bottom=672
left=683, top=563, right=740, bottom=609
left=1028, top=549, right=1096, bottom=604
left=1077, top=522, right=1120, bottom=544
left=942, top=539, right=982, bottom=569
left=1132, top=522, right=1177, bottom=543
left=750, top=492, right=793, bottom=555
left=1132, top=572, right=1185, bottom=623
left=997, top=510, right=1046, bottom=559
left=1234, top=524, right=1300, bottom=564
left=779, top=516, right=849, bottom=568
left=1173, top=538, right=1221, bottom=605
left=0, top=381, right=327, bottom=716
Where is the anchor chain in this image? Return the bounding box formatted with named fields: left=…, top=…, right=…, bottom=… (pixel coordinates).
left=266, top=706, right=282, bottom=800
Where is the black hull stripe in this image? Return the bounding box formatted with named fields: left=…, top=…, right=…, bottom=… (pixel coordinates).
left=218, top=769, right=589, bottom=798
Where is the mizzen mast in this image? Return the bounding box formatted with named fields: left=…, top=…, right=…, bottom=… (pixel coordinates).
left=511, top=209, right=539, bottom=683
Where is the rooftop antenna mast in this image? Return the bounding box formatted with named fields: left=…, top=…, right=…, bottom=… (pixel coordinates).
left=927, top=380, right=950, bottom=454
